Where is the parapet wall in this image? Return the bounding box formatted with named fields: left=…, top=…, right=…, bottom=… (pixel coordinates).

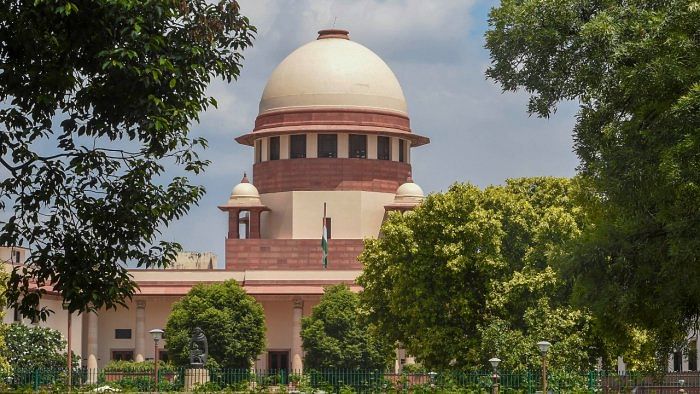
left=225, top=238, right=364, bottom=270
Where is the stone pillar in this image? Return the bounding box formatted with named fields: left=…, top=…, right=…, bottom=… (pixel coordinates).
left=249, top=208, right=262, bottom=239
left=134, top=300, right=146, bottom=362
left=669, top=354, right=674, bottom=372
left=228, top=209, right=240, bottom=239
left=291, top=299, right=304, bottom=372
left=616, top=356, right=626, bottom=374
left=86, top=311, right=99, bottom=383
left=394, top=348, right=401, bottom=373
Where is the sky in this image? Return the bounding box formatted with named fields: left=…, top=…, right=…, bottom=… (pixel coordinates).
left=161, top=0, right=581, bottom=264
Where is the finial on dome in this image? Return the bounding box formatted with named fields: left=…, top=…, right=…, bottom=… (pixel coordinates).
left=317, top=29, right=349, bottom=40
left=241, top=172, right=249, bottom=183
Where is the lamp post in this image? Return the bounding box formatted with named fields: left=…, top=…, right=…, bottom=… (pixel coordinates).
left=537, top=341, right=551, bottom=394
left=428, top=371, right=437, bottom=391
left=489, top=357, right=501, bottom=394
left=149, top=329, right=164, bottom=392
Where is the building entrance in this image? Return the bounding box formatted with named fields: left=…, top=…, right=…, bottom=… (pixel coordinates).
left=268, top=350, right=290, bottom=372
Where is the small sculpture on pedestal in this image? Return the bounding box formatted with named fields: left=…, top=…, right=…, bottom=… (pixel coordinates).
left=188, top=327, right=208, bottom=367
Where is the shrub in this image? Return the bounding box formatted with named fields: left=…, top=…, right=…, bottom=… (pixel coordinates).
left=3, top=323, right=77, bottom=371
left=165, top=280, right=266, bottom=369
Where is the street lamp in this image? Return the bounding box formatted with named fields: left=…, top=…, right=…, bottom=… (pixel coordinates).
left=427, top=371, right=437, bottom=390
left=537, top=341, right=551, bottom=394
left=489, top=357, right=501, bottom=394
left=149, top=329, right=164, bottom=392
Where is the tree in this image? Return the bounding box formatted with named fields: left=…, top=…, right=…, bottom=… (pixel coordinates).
left=358, top=178, right=602, bottom=370
left=2, top=323, right=77, bottom=370
left=485, top=0, right=700, bottom=365
left=164, top=280, right=265, bottom=369
left=0, top=0, right=255, bottom=320
left=301, top=284, right=393, bottom=370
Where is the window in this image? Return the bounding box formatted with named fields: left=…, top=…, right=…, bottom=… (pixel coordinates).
left=112, top=350, right=134, bottom=361
left=325, top=217, right=332, bottom=240
left=399, top=139, right=406, bottom=162
left=673, top=350, right=683, bottom=371
left=317, top=134, right=337, bottom=158
left=13, top=250, right=20, bottom=264
left=255, top=139, right=262, bottom=163
left=377, top=136, right=390, bottom=160
left=13, top=307, right=21, bottom=322
left=269, top=136, right=280, bottom=160
left=349, top=134, right=367, bottom=158
left=290, top=135, right=306, bottom=159
left=115, top=329, right=132, bottom=339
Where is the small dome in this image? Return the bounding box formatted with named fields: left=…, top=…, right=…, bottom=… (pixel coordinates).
left=394, top=177, right=424, bottom=204
left=258, top=29, right=408, bottom=116
left=225, top=174, right=264, bottom=206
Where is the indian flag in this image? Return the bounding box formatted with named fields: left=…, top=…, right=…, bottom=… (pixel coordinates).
left=322, top=203, right=328, bottom=268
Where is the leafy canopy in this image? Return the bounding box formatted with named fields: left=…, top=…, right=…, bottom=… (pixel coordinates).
left=164, top=280, right=266, bottom=369
left=486, top=0, right=700, bottom=360
left=0, top=0, right=255, bottom=320
left=301, top=284, right=393, bottom=370
left=358, top=177, right=603, bottom=370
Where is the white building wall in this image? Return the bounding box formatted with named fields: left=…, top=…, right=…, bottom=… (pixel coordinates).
left=94, top=296, right=178, bottom=368
left=260, top=191, right=394, bottom=239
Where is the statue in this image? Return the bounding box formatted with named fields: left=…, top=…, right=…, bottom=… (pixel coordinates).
left=189, top=327, right=208, bottom=367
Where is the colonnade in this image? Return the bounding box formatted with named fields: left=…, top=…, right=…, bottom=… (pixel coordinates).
left=84, top=297, right=308, bottom=383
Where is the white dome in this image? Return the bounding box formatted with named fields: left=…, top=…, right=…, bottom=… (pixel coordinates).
left=230, top=182, right=260, bottom=199
left=225, top=174, right=264, bottom=207
left=259, top=30, right=408, bottom=116
left=394, top=180, right=424, bottom=204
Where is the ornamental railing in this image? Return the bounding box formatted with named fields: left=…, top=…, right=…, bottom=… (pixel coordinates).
left=3, top=367, right=700, bottom=393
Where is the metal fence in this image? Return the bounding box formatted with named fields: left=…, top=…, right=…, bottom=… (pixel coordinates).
left=4, top=368, right=700, bottom=392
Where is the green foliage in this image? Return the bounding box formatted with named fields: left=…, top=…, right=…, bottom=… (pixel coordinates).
left=301, top=284, right=394, bottom=370
left=486, top=0, right=700, bottom=366
left=102, top=359, right=175, bottom=373
left=0, top=270, right=10, bottom=375
left=99, top=360, right=182, bottom=393
left=164, top=280, right=266, bottom=369
left=359, top=177, right=601, bottom=371
left=3, top=323, right=77, bottom=371
left=0, top=0, right=256, bottom=320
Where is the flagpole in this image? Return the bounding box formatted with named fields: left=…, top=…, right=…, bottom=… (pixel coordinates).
left=322, top=202, right=328, bottom=269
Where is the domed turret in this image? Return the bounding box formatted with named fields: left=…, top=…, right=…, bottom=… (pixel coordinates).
left=219, top=173, right=269, bottom=240
left=394, top=177, right=425, bottom=204
left=385, top=176, right=425, bottom=212
left=225, top=173, right=264, bottom=207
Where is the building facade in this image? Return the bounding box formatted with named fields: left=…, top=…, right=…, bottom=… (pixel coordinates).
left=1, top=28, right=700, bottom=376
left=2, top=28, right=428, bottom=374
